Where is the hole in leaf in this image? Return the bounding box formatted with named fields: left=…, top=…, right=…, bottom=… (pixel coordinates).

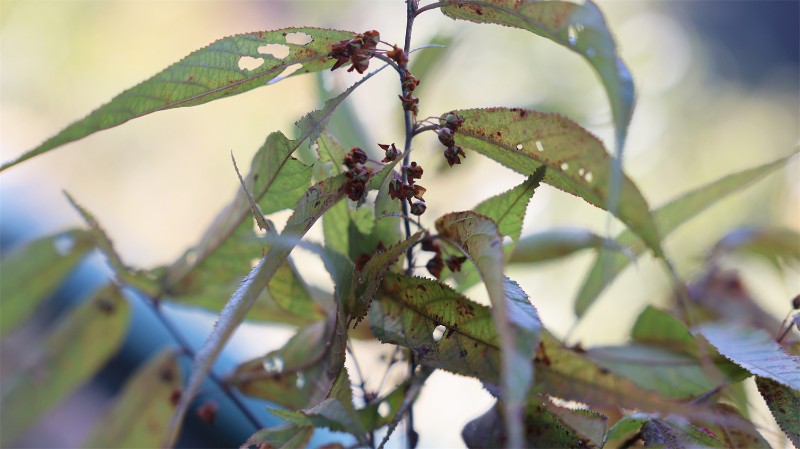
left=250, top=258, right=261, bottom=269
left=262, top=356, right=285, bottom=374
left=54, top=234, right=74, bottom=255
left=535, top=140, right=545, bottom=152
left=515, top=144, right=524, bottom=150
left=258, top=43, right=290, bottom=59
left=584, top=171, right=594, bottom=183
left=502, top=235, right=513, bottom=246
left=267, top=63, right=302, bottom=85
left=285, top=32, right=313, bottom=45
left=296, top=372, right=306, bottom=388
left=567, top=26, right=578, bottom=45
left=432, top=324, right=446, bottom=342
left=560, top=162, right=569, bottom=171
left=378, top=401, right=391, bottom=418
left=238, top=56, right=264, bottom=71
left=586, top=48, right=596, bottom=58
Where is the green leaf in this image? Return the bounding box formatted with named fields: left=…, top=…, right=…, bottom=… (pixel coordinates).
left=509, top=228, right=633, bottom=265
left=575, top=150, right=799, bottom=317
left=371, top=273, right=503, bottom=383
left=641, top=417, right=726, bottom=448
left=542, top=400, right=607, bottom=448
left=2, top=28, right=358, bottom=171
left=631, top=306, right=697, bottom=355
left=243, top=425, right=314, bottom=449
left=446, top=108, right=661, bottom=254
left=83, top=349, right=182, bottom=448
left=698, top=322, right=800, bottom=389
left=439, top=0, right=635, bottom=156
left=0, top=229, right=93, bottom=338
left=462, top=401, right=588, bottom=449
left=603, top=415, right=646, bottom=449
left=756, top=376, right=800, bottom=447
left=357, top=380, right=409, bottom=432
left=0, top=284, right=130, bottom=446
left=163, top=174, right=348, bottom=448
left=436, top=210, right=541, bottom=449
left=710, top=227, right=800, bottom=269
left=64, top=193, right=161, bottom=296
left=702, top=404, right=771, bottom=449
left=229, top=315, right=346, bottom=410
left=585, top=345, right=723, bottom=398
left=267, top=367, right=364, bottom=440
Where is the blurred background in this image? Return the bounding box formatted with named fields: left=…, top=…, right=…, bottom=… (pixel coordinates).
left=1, top=1, right=798, bottom=448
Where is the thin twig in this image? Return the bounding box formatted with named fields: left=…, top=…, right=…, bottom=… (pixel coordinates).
left=142, top=297, right=264, bottom=432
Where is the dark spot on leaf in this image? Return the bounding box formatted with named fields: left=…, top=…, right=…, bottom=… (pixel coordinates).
left=159, top=367, right=176, bottom=382
left=476, top=7, right=483, bottom=15
left=169, top=388, right=181, bottom=406
left=197, top=401, right=218, bottom=424
left=96, top=298, right=116, bottom=314
left=495, top=131, right=501, bottom=137
left=519, top=110, right=527, bottom=117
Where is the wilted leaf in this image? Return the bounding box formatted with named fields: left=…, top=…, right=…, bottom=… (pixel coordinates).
left=509, top=228, right=632, bottom=265
left=0, top=284, right=130, bottom=446
left=446, top=108, right=661, bottom=254
left=164, top=175, right=348, bottom=448
left=698, top=322, right=800, bottom=389
left=436, top=210, right=541, bottom=448
left=450, top=170, right=546, bottom=290
left=439, top=0, right=635, bottom=156
left=756, top=376, right=800, bottom=447
left=65, top=193, right=161, bottom=296
left=2, top=28, right=358, bottom=170
left=242, top=425, right=314, bottom=449
left=0, top=229, right=93, bottom=337
left=83, top=349, right=182, bottom=448
left=575, top=150, right=799, bottom=317
left=462, top=401, right=588, bottom=449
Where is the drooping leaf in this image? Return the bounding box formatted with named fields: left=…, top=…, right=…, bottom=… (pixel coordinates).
left=461, top=401, right=588, bottom=449
left=163, top=175, right=348, bottom=448
left=641, top=417, right=726, bottom=448
left=710, top=227, right=800, bottom=269
left=2, top=28, right=359, bottom=171
left=0, top=284, right=130, bottom=446
left=446, top=108, right=661, bottom=255
left=64, top=193, right=161, bottom=296
left=242, top=425, right=314, bottom=449
left=756, top=376, right=800, bottom=447
left=229, top=314, right=346, bottom=410
left=0, top=229, right=93, bottom=338
left=698, top=322, right=800, bottom=389
left=450, top=170, right=546, bottom=290
left=439, top=0, right=635, bottom=156
left=575, top=150, right=799, bottom=317
left=509, top=228, right=633, bottom=265
left=436, top=210, right=541, bottom=449
left=83, top=349, right=182, bottom=448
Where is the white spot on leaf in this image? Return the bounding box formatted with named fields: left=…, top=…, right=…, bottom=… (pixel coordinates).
left=238, top=56, right=264, bottom=71
left=535, top=140, right=545, bottom=152
left=285, top=32, right=313, bottom=45
left=584, top=171, right=594, bottom=183
left=432, top=324, right=446, bottom=342
left=54, top=234, right=74, bottom=256
left=296, top=372, right=306, bottom=388
left=267, top=63, right=302, bottom=85
left=378, top=401, right=391, bottom=418
left=250, top=258, right=260, bottom=269
left=257, top=43, right=290, bottom=59
left=262, top=356, right=284, bottom=374
left=515, top=144, right=524, bottom=150
left=560, top=162, right=569, bottom=171
left=578, top=168, right=586, bottom=176
left=586, top=47, right=596, bottom=58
